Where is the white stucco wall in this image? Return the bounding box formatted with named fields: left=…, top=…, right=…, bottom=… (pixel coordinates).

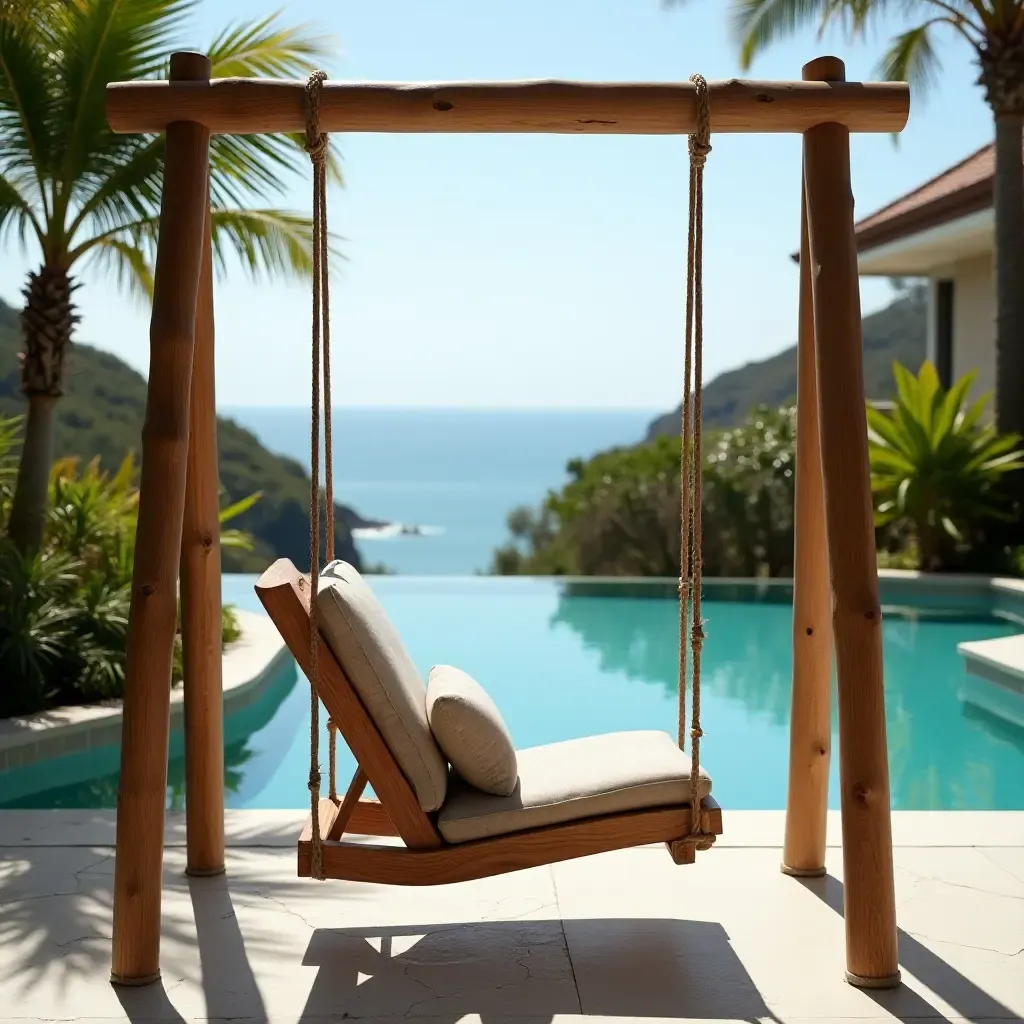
left=952, top=253, right=996, bottom=403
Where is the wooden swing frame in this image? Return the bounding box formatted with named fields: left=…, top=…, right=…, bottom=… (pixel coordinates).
left=106, top=53, right=908, bottom=991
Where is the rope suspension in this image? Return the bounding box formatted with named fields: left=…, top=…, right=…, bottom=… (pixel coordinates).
left=677, top=74, right=714, bottom=853
left=305, top=69, right=336, bottom=881
left=299, top=68, right=713, bottom=872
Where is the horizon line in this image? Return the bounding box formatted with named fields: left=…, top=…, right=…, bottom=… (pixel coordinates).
left=218, top=404, right=664, bottom=413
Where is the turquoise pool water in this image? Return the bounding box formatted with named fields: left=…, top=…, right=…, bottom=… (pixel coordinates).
left=2, top=577, right=1023, bottom=811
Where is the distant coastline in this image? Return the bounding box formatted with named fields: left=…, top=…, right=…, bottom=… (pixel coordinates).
left=218, top=407, right=659, bottom=574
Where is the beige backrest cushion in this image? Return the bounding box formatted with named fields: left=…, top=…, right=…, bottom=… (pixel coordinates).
left=316, top=561, right=447, bottom=812
left=426, top=666, right=518, bottom=797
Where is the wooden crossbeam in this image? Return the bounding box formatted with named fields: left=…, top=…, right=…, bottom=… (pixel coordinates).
left=107, top=77, right=910, bottom=136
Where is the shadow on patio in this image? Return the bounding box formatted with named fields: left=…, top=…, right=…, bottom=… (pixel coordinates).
left=296, top=918, right=778, bottom=1022
left=802, top=873, right=1020, bottom=1024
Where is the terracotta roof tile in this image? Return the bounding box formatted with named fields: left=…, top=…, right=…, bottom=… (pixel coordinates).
left=854, top=142, right=995, bottom=235
left=849, top=134, right=1024, bottom=252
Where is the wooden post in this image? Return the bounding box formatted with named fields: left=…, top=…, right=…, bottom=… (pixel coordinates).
left=782, top=61, right=837, bottom=880
left=801, top=56, right=900, bottom=989
left=110, top=51, right=212, bottom=987
left=181, top=181, right=225, bottom=877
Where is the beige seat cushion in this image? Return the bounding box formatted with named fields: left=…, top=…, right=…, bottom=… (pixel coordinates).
left=316, top=560, right=447, bottom=812
left=437, top=730, right=710, bottom=844
left=426, top=666, right=518, bottom=797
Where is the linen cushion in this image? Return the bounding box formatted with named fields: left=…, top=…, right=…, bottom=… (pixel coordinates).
left=426, top=665, right=518, bottom=797
left=316, top=560, right=447, bottom=811
left=437, top=730, right=711, bottom=843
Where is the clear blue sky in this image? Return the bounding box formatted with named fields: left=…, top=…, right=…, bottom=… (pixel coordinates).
left=0, top=0, right=993, bottom=409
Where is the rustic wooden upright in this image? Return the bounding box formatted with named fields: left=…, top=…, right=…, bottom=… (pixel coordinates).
left=105, top=54, right=908, bottom=990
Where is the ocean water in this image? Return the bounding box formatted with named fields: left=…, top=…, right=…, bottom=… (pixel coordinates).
left=222, top=407, right=657, bottom=574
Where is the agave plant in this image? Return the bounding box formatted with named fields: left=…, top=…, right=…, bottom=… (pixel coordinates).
left=868, top=362, right=1024, bottom=571
left=1, top=0, right=339, bottom=553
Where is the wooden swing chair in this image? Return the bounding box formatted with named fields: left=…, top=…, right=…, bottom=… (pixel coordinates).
left=255, top=69, right=720, bottom=890
left=105, top=55, right=909, bottom=992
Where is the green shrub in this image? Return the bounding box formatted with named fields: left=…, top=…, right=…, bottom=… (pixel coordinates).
left=0, top=417, right=255, bottom=718
left=492, top=373, right=1024, bottom=580
left=491, top=405, right=796, bottom=578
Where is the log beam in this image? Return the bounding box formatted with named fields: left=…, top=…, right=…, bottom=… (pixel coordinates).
left=107, top=76, right=910, bottom=136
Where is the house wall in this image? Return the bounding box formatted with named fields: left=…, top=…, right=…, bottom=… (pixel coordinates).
left=930, top=252, right=995, bottom=416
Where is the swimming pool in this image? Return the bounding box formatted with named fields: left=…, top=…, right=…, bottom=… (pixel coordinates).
left=2, top=576, right=1023, bottom=811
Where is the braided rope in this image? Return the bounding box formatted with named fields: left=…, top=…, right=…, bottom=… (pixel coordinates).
left=679, top=74, right=714, bottom=852
left=677, top=115, right=697, bottom=755
left=304, top=69, right=331, bottom=880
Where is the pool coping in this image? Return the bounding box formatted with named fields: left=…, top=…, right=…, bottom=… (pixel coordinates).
left=0, top=610, right=288, bottom=772
left=554, top=569, right=1024, bottom=617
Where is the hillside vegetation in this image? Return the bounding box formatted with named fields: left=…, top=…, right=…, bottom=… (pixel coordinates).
left=0, top=298, right=368, bottom=571
left=646, top=287, right=927, bottom=437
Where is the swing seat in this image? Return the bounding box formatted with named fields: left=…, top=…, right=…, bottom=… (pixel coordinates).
left=255, top=558, right=722, bottom=885
left=438, top=730, right=712, bottom=843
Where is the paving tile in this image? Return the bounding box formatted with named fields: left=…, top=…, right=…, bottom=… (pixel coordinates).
left=3, top=812, right=1023, bottom=1022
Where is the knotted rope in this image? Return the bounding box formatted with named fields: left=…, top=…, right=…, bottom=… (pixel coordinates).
left=305, top=69, right=336, bottom=881
left=677, top=74, right=715, bottom=853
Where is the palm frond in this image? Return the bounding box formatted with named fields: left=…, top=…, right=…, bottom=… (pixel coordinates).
left=205, top=14, right=341, bottom=204
left=87, top=234, right=154, bottom=299
left=67, top=134, right=165, bottom=245
left=207, top=11, right=333, bottom=79
left=210, top=207, right=330, bottom=282
left=53, top=0, right=193, bottom=215
left=730, top=0, right=835, bottom=71
left=0, top=14, right=56, bottom=205
left=0, top=167, right=41, bottom=244
left=3, top=2, right=343, bottom=307
left=76, top=204, right=338, bottom=294
left=877, top=20, right=944, bottom=96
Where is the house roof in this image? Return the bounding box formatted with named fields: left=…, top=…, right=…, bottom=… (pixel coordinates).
left=852, top=140, right=997, bottom=252
left=791, top=137, right=1011, bottom=261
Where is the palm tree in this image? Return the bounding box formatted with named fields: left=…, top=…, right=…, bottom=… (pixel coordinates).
left=669, top=1, right=1024, bottom=439
left=0, top=0, right=338, bottom=551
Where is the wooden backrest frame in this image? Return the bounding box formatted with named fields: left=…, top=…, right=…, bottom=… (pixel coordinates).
left=255, top=558, right=443, bottom=849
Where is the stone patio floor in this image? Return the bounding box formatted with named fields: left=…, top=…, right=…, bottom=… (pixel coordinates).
left=1, top=810, right=1022, bottom=1023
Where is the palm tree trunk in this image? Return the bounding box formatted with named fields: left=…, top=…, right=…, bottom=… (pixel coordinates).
left=6, top=394, right=57, bottom=550
left=6, top=266, right=77, bottom=553
left=993, top=113, right=1024, bottom=437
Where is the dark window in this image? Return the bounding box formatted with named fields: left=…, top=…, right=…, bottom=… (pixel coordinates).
left=936, top=280, right=954, bottom=389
